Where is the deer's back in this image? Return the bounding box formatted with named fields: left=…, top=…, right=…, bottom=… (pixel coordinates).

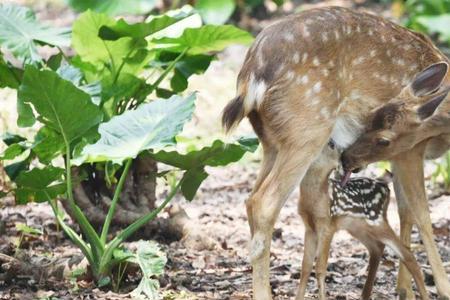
left=238, top=7, right=447, bottom=146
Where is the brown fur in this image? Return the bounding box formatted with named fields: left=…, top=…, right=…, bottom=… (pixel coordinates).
left=222, top=6, right=450, bottom=300
left=297, top=145, right=428, bottom=300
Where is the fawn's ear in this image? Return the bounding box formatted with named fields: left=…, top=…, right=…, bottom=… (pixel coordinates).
left=411, top=62, right=448, bottom=97
left=417, top=89, right=449, bottom=120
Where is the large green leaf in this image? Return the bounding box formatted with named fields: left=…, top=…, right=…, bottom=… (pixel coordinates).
left=72, top=11, right=151, bottom=76
left=67, top=0, right=156, bottom=16
left=416, top=15, right=450, bottom=40
left=15, top=166, right=66, bottom=204
left=152, top=138, right=259, bottom=200
left=0, top=54, right=22, bottom=88
left=99, top=11, right=192, bottom=41
left=153, top=24, right=254, bottom=54
left=0, top=4, right=70, bottom=62
left=18, top=66, right=103, bottom=143
left=195, top=0, right=236, bottom=25
left=74, top=94, right=196, bottom=164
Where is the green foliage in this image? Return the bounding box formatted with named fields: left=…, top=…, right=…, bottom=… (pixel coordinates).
left=0, top=3, right=255, bottom=296
left=431, top=152, right=450, bottom=190
left=195, top=0, right=236, bottom=25
left=66, top=0, right=156, bottom=16
left=405, top=0, right=450, bottom=43
left=75, top=94, right=196, bottom=164
left=154, top=25, right=253, bottom=54
left=15, top=166, right=66, bottom=204
left=0, top=4, right=70, bottom=63
left=129, top=241, right=167, bottom=300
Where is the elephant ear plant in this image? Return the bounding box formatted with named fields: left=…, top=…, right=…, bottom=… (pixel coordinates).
left=0, top=3, right=256, bottom=289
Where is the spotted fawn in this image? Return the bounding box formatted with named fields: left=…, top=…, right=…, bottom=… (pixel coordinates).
left=296, top=140, right=428, bottom=300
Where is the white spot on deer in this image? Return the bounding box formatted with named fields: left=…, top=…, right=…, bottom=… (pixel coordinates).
left=350, top=90, right=362, bottom=101
left=331, top=115, right=364, bottom=148
left=352, top=56, right=365, bottom=65
left=346, top=26, right=352, bottom=35
left=395, top=58, right=406, bottom=66
left=380, top=75, right=389, bottom=83
left=370, top=50, right=377, bottom=57
left=296, top=74, right=309, bottom=85
left=328, top=61, right=335, bottom=68
left=320, top=107, right=330, bottom=118
left=368, top=29, right=373, bottom=36
left=302, top=53, right=308, bottom=64
left=402, top=44, right=412, bottom=51
left=321, top=32, right=328, bottom=42
left=302, top=25, right=310, bottom=37
left=334, top=30, right=340, bottom=39
left=293, top=52, right=300, bottom=64
left=286, top=70, right=295, bottom=80
left=321, top=69, right=330, bottom=77
left=409, top=65, right=418, bottom=72
left=313, top=57, right=320, bottom=66
left=311, top=98, right=320, bottom=106
left=244, top=73, right=267, bottom=112
left=284, top=33, right=295, bottom=42
left=313, top=81, right=322, bottom=93
left=305, top=88, right=313, bottom=98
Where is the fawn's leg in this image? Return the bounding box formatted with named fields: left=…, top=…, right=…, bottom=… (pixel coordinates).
left=362, top=241, right=384, bottom=300
left=393, top=171, right=415, bottom=300
left=249, top=138, right=328, bottom=300
left=379, top=225, right=429, bottom=300
left=295, top=228, right=318, bottom=300
left=315, top=225, right=334, bottom=300
left=392, top=145, right=450, bottom=299
left=348, top=224, right=384, bottom=300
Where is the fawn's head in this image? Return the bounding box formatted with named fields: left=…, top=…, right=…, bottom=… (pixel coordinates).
left=310, top=139, right=342, bottom=175
left=341, top=62, right=450, bottom=179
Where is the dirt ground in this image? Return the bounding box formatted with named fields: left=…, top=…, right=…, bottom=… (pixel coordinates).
left=0, top=0, right=449, bottom=299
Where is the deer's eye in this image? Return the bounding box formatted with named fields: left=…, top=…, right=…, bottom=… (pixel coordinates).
left=376, top=138, right=390, bottom=147
left=328, top=139, right=336, bottom=150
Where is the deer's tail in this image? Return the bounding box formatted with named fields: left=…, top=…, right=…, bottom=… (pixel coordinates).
left=221, top=95, right=246, bottom=133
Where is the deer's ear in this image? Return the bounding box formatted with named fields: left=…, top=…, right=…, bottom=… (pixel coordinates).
left=411, top=62, right=448, bottom=97
left=417, top=89, right=449, bottom=120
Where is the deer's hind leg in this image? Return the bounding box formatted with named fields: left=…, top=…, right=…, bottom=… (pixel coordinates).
left=248, top=128, right=332, bottom=299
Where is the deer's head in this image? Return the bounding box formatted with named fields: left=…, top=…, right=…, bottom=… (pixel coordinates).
left=341, top=62, right=450, bottom=181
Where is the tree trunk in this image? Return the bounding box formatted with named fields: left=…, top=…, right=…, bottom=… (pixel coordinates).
left=61, top=156, right=215, bottom=249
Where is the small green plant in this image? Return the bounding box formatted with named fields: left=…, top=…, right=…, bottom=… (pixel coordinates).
left=0, top=3, right=256, bottom=294
left=431, top=151, right=450, bottom=190
left=15, top=223, right=42, bottom=250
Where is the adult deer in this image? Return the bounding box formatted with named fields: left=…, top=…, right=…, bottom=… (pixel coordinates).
left=222, top=6, right=450, bottom=300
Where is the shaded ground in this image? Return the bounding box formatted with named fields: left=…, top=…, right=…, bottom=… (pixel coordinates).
left=1, top=163, right=450, bottom=299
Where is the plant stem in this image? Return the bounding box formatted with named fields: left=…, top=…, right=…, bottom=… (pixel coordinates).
left=100, top=158, right=133, bottom=244
left=63, top=144, right=104, bottom=262
left=135, top=48, right=188, bottom=107
left=99, top=180, right=182, bottom=273
left=49, top=199, right=96, bottom=273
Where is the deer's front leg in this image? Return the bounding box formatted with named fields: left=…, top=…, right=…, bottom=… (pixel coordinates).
left=392, top=147, right=450, bottom=299
left=392, top=172, right=416, bottom=300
